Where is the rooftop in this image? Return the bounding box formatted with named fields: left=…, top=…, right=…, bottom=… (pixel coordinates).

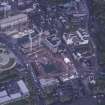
left=0, top=79, right=29, bottom=105
left=0, top=43, right=16, bottom=73
left=63, top=28, right=89, bottom=46
left=19, top=36, right=77, bottom=87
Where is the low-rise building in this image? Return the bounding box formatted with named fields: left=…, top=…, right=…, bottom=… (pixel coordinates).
left=0, top=13, right=34, bottom=38
left=42, top=35, right=61, bottom=53
left=0, top=43, right=16, bottom=73
left=0, top=79, right=29, bottom=105
left=63, top=28, right=95, bottom=66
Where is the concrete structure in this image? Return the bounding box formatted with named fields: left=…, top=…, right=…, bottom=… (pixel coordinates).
left=0, top=2, right=11, bottom=19
left=0, top=43, right=16, bottom=73
left=63, top=28, right=96, bottom=69
left=63, top=28, right=89, bottom=47
left=0, top=80, right=29, bottom=105
left=43, top=35, right=61, bottom=53
left=0, top=13, right=34, bottom=38
left=17, top=80, right=29, bottom=96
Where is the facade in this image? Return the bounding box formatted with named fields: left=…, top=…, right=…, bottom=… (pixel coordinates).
left=0, top=80, right=29, bottom=105
left=0, top=41, right=30, bottom=105
left=63, top=28, right=91, bottom=55
left=19, top=34, right=78, bottom=104
left=42, top=35, right=61, bottom=53
left=0, top=0, right=99, bottom=105
left=0, top=3, right=11, bottom=19
left=63, top=28, right=97, bottom=72
left=0, top=13, right=34, bottom=38
left=0, top=43, right=16, bottom=73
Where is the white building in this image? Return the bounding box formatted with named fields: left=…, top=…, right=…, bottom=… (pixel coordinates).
left=0, top=80, right=29, bottom=105
left=0, top=13, right=34, bottom=38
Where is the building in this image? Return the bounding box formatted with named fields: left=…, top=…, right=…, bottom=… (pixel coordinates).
left=0, top=13, right=34, bottom=38
left=63, top=28, right=89, bottom=47
left=18, top=33, right=78, bottom=104
left=0, top=79, right=29, bottom=105
left=0, top=41, right=30, bottom=105
left=71, top=13, right=88, bottom=28
left=63, top=28, right=95, bottom=63
left=0, top=2, right=12, bottom=19
left=42, top=35, right=61, bottom=53
left=0, top=43, right=16, bottom=73
left=17, top=0, right=34, bottom=10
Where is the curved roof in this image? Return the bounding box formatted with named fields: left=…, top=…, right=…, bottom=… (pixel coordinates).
left=0, top=44, right=16, bottom=72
